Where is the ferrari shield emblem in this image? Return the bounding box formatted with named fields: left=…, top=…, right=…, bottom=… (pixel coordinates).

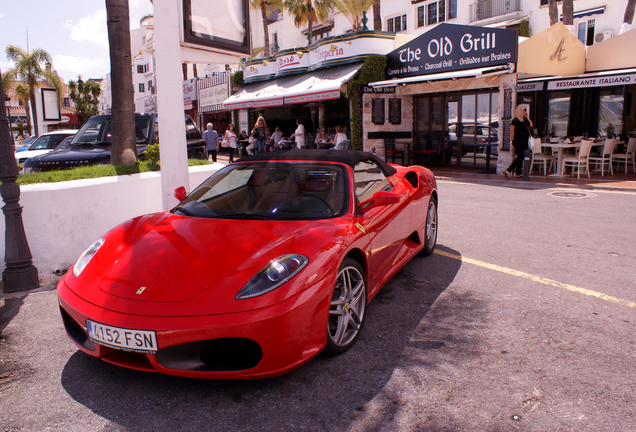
left=355, top=223, right=366, bottom=234
left=136, top=286, right=147, bottom=295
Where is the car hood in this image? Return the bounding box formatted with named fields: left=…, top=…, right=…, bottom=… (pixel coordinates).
left=16, top=149, right=52, bottom=162
left=64, top=211, right=346, bottom=315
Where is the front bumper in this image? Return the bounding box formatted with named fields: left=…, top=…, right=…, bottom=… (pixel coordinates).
left=57, top=276, right=333, bottom=379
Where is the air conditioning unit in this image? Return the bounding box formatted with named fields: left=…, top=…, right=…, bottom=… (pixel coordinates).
left=594, top=30, right=614, bottom=44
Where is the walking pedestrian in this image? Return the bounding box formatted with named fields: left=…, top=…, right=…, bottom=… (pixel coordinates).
left=504, top=104, right=533, bottom=178
left=293, top=118, right=305, bottom=150
left=203, top=123, right=219, bottom=162
left=251, top=116, right=267, bottom=154
left=224, top=123, right=237, bottom=163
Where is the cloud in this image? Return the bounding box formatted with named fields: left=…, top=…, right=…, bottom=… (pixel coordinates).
left=0, top=13, right=7, bottom=19
left=53, top=55, right=108, bottom=81
left=70, top=10, right=109, bottom=50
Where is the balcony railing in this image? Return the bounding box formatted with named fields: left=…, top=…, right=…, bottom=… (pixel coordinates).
left=469, top=0, right=520, bottom=22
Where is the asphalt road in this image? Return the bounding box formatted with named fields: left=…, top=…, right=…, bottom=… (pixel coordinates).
left=1, top=180, right=635, bottom=431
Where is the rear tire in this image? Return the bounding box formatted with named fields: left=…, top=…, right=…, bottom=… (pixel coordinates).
left=419, top=197, right=437, bottom=256
left=325, top=258, right=367, bottom=355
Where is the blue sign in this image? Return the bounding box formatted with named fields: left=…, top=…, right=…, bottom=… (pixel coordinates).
left=386, top=23, right=517, bottom=79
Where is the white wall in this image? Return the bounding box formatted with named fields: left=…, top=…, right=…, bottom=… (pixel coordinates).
left=1, top=164, right=223, bottom=276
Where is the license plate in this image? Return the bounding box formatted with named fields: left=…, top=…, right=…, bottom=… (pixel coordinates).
left=87, top=320, right=157, bottom=354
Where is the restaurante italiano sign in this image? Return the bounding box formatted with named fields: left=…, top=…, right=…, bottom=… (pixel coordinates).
left=386, top=23, right=517, bottom=79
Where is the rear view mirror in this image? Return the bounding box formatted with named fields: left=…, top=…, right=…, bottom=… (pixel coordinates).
left=174, top=186, right=187, bottom=202
left=358, top=190, right=400, bottom=213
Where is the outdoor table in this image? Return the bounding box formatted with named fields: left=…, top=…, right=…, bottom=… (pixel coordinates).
left=316, top=141, right=334, bottom=149
left=541, top=140, right=581, bottom=177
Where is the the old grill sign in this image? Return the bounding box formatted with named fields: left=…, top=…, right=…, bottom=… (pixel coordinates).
left=386, top=23, right=518, bottom=79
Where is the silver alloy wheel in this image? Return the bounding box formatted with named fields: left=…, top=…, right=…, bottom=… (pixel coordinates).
left=426, top=199, right=437, bottom=250
left=327, top=260, right=366, bottom=353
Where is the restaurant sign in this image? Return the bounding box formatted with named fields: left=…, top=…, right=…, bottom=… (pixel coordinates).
left=547, top=73, right=636, bottom=90
left=386, top=23, right=517, bottom=79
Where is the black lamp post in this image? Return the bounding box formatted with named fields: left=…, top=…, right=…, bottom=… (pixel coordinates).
left=0, top=67, right=39, bottom=292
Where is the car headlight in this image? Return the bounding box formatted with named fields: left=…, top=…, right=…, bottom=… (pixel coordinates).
left=72, top=238, right=105, bottom=277
left=236, top=254, right=308, bottom=300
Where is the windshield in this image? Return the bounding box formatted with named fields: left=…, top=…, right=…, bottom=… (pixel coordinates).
left=172, top=162, right=349, bottom=220
left=71, top=117, right=152, bottom=145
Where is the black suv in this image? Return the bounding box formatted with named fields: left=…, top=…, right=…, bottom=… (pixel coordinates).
left=23, top=113, right=206, bottom=173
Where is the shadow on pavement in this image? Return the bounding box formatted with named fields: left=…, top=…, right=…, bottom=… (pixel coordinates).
left=60, top=245, right=474, bottom=431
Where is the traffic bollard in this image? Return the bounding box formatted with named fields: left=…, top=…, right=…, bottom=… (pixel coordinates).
left=522, top=149, right=531, bottom=181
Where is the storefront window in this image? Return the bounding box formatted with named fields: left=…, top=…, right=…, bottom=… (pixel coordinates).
left=598, top=88, right=623, bottom=138
left=547, top=91, right=570, bottom=138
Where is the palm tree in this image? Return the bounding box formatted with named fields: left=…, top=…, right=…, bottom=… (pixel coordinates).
left=3, top=46, right=62, bottom=137
left=623, top=0, right=636, bottom=34
left=13, top=83, right=32, bottom=134
left=68, top=76, right=102, bottom=126
left=251, top=0, right=283, bottom=55
left=548, top=0, right=558, bottom=26
left=548, top=0, right=573, bottom=27
left=105, top=0, right=137, bottom=166
left=284, top=0, right=331, bottom=45
left=331, top=0, right=375, bottom=32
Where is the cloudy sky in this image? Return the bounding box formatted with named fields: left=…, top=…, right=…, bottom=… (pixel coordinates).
left=0, top=0, right=153, bottom=83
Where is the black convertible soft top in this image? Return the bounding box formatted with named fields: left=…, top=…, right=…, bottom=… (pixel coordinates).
left=237, top=150, right=397, bottom=176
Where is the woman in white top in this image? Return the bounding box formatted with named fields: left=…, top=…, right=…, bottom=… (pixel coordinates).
left=224, top=123, right=238, bottom=162
left=333, top=125, right=348, bottom=150
left=293, top=118, right=305, bottom=149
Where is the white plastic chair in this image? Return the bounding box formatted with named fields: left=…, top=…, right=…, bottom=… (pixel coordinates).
left=588, top=138, right=616, bottom=176
left=562, top=139, right=593, bottom=179
left=611, top=137, right=636, bottom=174
left=529, top=138, right=555, bottom=175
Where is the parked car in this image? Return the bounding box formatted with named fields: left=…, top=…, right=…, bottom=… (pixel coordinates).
left=57, top=150, right=438, bottom=379
left=15, top=130, right=77, bottom=164
left=447, top=123, right=499, bottom=158
left=15, top=136, right=37, bottom=152
left=22, top=114, right=206, bottom=173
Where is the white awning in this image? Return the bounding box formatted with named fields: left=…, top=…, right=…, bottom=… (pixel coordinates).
left=223, top=63, right=362, bottom=109
left=517, top=68, right=636, bottom=90
left=369, top=65, right=512, bottom=87
left=561, top=6, right=605, bottom=21
left=282, top=63, right=362, bottom=104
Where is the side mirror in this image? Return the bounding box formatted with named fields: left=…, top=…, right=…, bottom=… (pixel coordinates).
left=174, top=186, right=187, bottom=202
left=358, top=190, right=400, bottom=213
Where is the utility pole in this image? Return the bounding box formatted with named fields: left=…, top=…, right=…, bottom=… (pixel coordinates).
left=0, top=67, right=39, bottom=293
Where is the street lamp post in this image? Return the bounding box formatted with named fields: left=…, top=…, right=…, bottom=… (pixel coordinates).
left=0, top=67, right=39, bottom=293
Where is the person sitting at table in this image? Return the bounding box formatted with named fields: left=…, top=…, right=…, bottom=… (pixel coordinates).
left=314, top=128, right=329, bottom=148
left=326, top=127, right=334, bottom=142
left=271, top=127, right=283, bottom=148
left=239, top=130, right=248, bottom=140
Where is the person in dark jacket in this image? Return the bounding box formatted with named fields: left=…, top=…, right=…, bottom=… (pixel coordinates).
left=504, top=104, right=533, bottom=178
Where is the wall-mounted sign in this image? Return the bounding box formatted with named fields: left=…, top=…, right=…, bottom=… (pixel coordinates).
left=364, top=86, right=396, bottom=93
left=183, top=79, right=197, bottom=102
left=547, top=73, right=636, bottom=90
left=41, top=88, right=60, bottom=121
left=389, top=98, right=401, bottom=125
left=372, top=99, right=385, bottom=124
left=517, top=82, right=543, bottom=92
left=199, top=81, right=230, bottom=107
left=386, top=23, right=517, bottom=79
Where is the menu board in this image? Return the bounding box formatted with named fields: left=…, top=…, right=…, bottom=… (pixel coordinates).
left=389, top=98, right=401, bottom=125
left=372, top=98, right=385, bottom=125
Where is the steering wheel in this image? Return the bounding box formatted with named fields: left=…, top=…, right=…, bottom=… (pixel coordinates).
left=297, top=192, right=335, bottom=214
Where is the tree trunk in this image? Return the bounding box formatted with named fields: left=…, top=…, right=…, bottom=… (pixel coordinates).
left=625, top=0, right=636, bottom=24
left=548, top=0, right=558, bottom=26
left=562, top=0, right=573, bottom=26
left=28, top=86, right=39, bottom=137
left=106, top=0, right=137, bottom=166
left=261, top=1, right=270, bottom=56
left=373, top=0, right=381, bottom=31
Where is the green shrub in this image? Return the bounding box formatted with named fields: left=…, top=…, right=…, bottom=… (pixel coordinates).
left=146, top=143, right=160, bottom=165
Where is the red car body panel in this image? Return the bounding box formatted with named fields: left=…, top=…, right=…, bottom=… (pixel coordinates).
left=57, top=152, right=437, bottom=379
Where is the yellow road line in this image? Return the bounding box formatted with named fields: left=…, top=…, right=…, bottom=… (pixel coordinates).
left=434, top=250, right=636, bottom=309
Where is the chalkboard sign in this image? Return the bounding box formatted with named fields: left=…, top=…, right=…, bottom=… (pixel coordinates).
left=503, top=88, right=513, bottom=119
left=372, top=98, right=385, bottom=125
left=502, top=120, right=511, bottom=151
left=389, top=98, right=401, bottom=125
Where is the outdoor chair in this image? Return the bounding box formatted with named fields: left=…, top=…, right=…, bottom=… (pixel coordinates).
left=562, top=139, right=593, bottom=179
left=529, top=137, right=555, bottom=175
left=588, top=138, right=616, bottom=176
left=384, top=138, right=404, bottom=164
left=611, top=137, right=636, bottom=174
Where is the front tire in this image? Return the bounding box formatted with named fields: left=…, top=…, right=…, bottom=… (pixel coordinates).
left=419, top=197, right=437, bottom=256
left=325, top=258, right=367, bottom=355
